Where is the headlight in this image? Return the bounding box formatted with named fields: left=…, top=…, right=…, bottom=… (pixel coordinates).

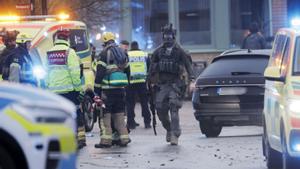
left=33, top=66, right=46, bottom=79
left=12, top=104, right=72, bottom=124
left=288, top=99, right=300, bottom=114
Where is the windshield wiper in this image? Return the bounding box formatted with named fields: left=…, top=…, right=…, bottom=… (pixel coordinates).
left=231, top=71, right=261, bottom=75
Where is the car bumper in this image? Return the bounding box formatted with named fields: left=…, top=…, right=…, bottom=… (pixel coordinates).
left=194, top=111, right=262, bottom=126
left=4, top=109, right=77, bottom=169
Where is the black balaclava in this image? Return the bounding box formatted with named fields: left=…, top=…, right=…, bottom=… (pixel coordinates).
left=162, top=23, right=176, bottom=48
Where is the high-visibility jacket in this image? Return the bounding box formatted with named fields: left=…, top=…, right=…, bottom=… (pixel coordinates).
left=45, top=39, right=82, bottom=93
left=94, top=42, right=130, bottom=93
left=128, top=50, right=148, bottom=84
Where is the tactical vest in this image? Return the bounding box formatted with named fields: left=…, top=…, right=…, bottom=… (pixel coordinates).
left=158, top=47, right=180, bottom=74
left=128, top=50, right=147, bottom=84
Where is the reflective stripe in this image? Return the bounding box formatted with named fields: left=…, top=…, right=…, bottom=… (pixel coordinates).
left=130, top=79, right=146, bottom=83
left=120, top=134, right=129, bottom=139
left=94, top=83, right=102, bottom=88
left=107, top=64, right=118, bottom=69
left=102, top=79, right=128, bottom=84
left=99, top=119, right=112, bottom=140
left=101, top=85, right=124, bottom=89
left=96, top=60, right=107, bottom=67
left=48, top=84, right=75, bottom=92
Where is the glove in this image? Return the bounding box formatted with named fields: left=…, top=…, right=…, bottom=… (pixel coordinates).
left=93, top=96, right=103, bottom=106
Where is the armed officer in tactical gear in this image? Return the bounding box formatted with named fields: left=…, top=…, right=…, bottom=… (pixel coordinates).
left=148, top=24, right=194, bottom=145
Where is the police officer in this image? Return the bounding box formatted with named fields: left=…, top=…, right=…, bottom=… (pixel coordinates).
left=94, top=32, right=130, bottom=148
left=126, top=41, right=151, bottom=129
left=241, top=22, right=267, bottom=49
left=148, top=24, right=194, bottom=145
left=45, top=29, right=86, bottom=149
left=6, top=33, right=37, bottom=85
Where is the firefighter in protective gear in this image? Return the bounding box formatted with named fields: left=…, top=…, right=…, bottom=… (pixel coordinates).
left=5, top=33, right=37, bottom=85
left=0, top=30, right=18, bottom=81
left=94, top=32, right=130, bottom=148
left=126, top=41, right=151, bottom=129
left=148, top=24, right=194, bottom=145
left=45, top=29, right=86, bottom=149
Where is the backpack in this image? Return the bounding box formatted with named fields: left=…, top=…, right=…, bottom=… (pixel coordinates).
left=106, top=44, right=128, bottom=70
left=103, top=44, right=129, bottom=87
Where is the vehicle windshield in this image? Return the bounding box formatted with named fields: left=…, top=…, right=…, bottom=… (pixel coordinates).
left=200, top=55, right=269, bottom=77
left=69, top=29, right=89, bottom=52
left=293, top=37, right=300, bottom=75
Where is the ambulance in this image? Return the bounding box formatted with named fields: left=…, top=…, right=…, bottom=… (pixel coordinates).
left=0, top=14, right=96, bottom=131
left=263, top=22, right=300, bottom=169
left=0, top=83, right=77, bottom=169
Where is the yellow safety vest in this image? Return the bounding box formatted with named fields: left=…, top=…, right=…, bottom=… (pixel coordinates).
left=45, top=40, right=82, bottom=93
left=128, top=50, right=148, bottom=84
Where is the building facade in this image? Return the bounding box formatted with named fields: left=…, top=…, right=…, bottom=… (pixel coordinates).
left=118, top=0, right=290, bottom=61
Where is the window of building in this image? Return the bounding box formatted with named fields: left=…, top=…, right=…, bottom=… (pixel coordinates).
left=131, top=0, right=168, bottom=50
left=230, top=0, right=266, bottom=48
left=178, top=0, right=211, bottom=46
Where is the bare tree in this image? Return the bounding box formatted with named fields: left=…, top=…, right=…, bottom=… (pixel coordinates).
left=68, top=0, right=124, bottom=28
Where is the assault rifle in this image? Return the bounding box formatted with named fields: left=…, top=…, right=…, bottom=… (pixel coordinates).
left=147, top=83, right=157, bottom=135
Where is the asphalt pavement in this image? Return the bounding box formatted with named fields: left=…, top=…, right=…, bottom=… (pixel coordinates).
left=77, top=101, right=267, bottom=169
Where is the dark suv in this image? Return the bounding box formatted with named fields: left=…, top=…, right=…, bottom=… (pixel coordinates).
left=192, top=49, right=271, bottom=137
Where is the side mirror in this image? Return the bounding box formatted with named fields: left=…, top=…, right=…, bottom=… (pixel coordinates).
left=264, top=66, right=284, bottom=82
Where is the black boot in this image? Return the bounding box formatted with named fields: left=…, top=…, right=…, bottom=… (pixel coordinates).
left=77, top=142, right=87, bottom=150
left=94, top=143, right=111, bottom=148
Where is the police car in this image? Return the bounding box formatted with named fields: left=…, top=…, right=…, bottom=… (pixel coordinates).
left=0, top=83, right=77, bottom=169
left=263, top=21, right=300, bottom=169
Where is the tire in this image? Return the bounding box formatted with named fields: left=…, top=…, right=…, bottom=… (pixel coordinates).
left=82, top=94, right=94, bottom=132
left=281, top=128, right=300, bottom=169
left=263, top=122, right=282, bottom=169
left=199, top=119, right=222, bottom=138
left=0, top=146, right=16, bottom=169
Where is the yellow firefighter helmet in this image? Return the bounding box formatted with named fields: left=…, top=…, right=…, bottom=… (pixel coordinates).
left=101, top=32, right=115, bottom=42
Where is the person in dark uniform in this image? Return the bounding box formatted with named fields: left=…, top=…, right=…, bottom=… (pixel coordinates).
left=241, top=22, right=267, bottom=49
left=126, top=41, right=151, bottom=129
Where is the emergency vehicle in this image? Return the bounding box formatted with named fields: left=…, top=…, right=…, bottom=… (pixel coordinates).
left=0, top=14, right=96, bottom=132
left=263, top=22, right=300, bottom=169
left=0, top=83, right=77, bottom=169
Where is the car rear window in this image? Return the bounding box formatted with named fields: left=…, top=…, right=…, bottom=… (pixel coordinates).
left=200, top=55, right=269, bottom=77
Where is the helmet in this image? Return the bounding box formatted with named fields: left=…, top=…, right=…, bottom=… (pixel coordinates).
left=101, top=32, right=115, bottom=42
left=16, top=33, right=33, bottom=43
left=161, top=23, right=176, bottom=39
left=161, top=23, right=176, bottom=47
left=55, top=29, right=70, bottom=40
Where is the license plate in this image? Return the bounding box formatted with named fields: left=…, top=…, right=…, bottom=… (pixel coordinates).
left=217, top=87, right=247, bottom=95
